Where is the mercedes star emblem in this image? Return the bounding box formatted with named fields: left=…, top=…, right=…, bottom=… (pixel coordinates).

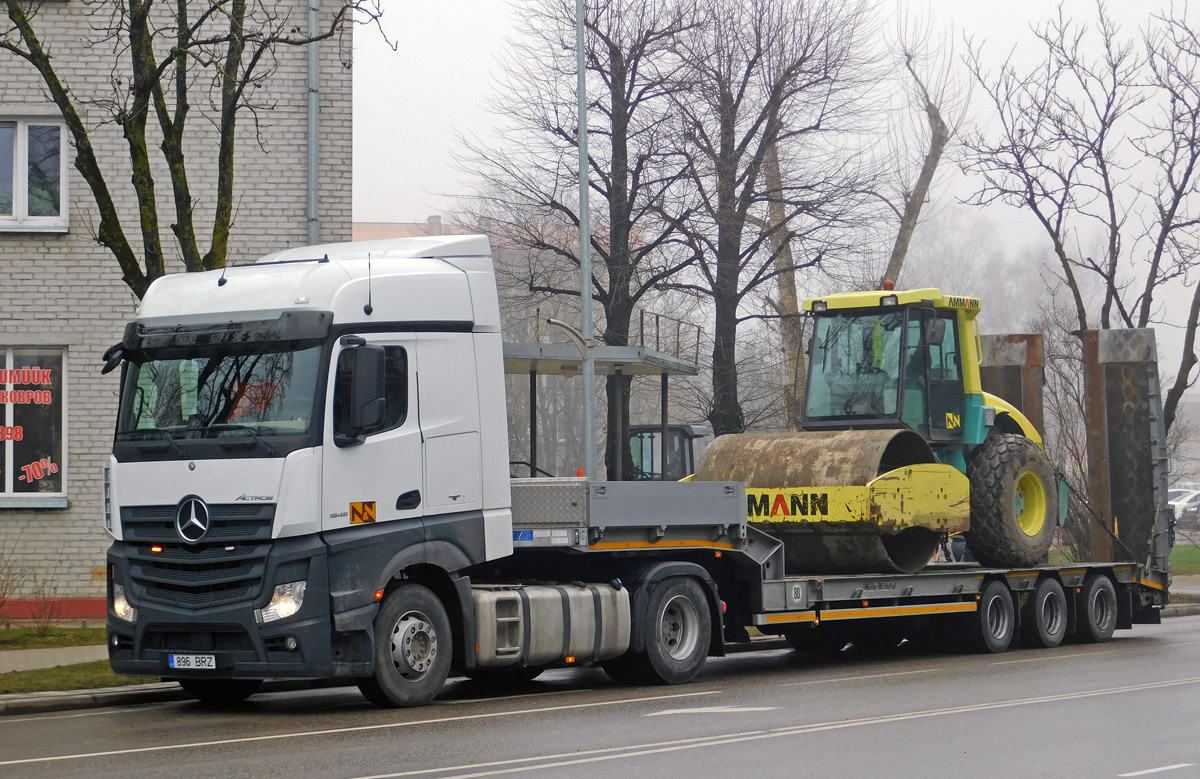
left=175, top=496, right=211, bottom=544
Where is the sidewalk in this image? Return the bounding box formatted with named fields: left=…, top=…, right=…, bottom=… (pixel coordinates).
left=2, top=585, right=1199, bottom=717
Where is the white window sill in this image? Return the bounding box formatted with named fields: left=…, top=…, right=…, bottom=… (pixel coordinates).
left=0, top=222, right=69, bottom=234
left=0, top=496, right=69, bottom=509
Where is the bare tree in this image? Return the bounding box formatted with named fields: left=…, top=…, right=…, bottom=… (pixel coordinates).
left=671, top=0, right=877, bottom=436
left=878, top=13, right=968, bottom=287
left=460, top=0, right=697, bottom=476
left=962, top=2, right=1200, bottom=432
left=1, top=0, right=380, bottom=298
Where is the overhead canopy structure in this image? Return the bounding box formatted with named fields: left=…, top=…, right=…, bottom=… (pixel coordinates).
left=503, top=342, right=699, bottom=378
left=503, top=342, right=699, bottom=480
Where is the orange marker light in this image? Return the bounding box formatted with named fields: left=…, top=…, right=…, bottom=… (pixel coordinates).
left=714, top=551, right=722, bottom=558
left=374, top=589, right=385, bottom=600
left=151, top=546, right=162, bottom=553
left=565, top=656, right=576, bottom=664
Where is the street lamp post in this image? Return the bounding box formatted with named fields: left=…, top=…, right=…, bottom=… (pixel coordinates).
left=576, top=0, right=597, bottom=479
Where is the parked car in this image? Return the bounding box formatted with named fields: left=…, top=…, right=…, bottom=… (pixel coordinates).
left=1171, top=490, right=1200, bottom=527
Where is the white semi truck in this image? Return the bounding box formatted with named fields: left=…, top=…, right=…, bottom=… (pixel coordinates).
left=102, top=235, right=1170, bottom=706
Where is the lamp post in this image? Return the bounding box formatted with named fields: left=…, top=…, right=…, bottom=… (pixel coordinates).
left=576, top=0, right=597, bottom=479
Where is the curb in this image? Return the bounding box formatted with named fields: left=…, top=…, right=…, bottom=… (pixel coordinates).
left=2, top=610, right=1196, bottom=717
left=0, top=682, right=187, bottom=716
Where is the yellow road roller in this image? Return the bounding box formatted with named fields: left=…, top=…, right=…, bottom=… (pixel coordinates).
left=696, top=288, right=1063, bottom=573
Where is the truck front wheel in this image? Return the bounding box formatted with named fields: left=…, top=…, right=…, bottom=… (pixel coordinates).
left=357, top=583, right=452, bottom=707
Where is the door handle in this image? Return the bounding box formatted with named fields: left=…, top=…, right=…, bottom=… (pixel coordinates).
left=396, top=490, right=422, bottom=510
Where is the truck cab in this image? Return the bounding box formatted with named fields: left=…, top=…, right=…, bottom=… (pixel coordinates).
left=104, top=236, right=514, bottom=696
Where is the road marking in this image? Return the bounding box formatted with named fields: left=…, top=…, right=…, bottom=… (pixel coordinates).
left=1119, top=764, right=1195, bottom=776
left=0, top=705, right=176, bottom=725
left=0, top=690, right=721, bottom=767
left=991, top=650, right=1109, bottom=665
left=783, top=668, right=941, bottom=686
left=347, top=676, right=1200, bottom=779
left=645, top=706, right=777, bottom=716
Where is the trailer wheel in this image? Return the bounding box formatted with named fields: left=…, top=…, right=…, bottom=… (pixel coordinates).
left=968, top=580, right=1014, bottom=653
left=178, top=679, right=262, bottom=705
left=965, top=434, right=1057, bottom=568
left=357, top=583, right=452, bottom=707
left=1077, top=574, right=1117, bottom=644
left=605, top=577, right=711, bottom=685
left=1020, top=578, right=1067, bottom=649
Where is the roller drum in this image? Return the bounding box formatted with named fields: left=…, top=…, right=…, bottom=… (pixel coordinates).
left=696, top=430, right=951, bottom=575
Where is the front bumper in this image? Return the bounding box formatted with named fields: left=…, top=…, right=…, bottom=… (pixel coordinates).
left=106, top=536, right=372, bottom=680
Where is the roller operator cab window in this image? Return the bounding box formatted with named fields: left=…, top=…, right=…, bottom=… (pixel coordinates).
left=805, top=311, right=905, bottom=421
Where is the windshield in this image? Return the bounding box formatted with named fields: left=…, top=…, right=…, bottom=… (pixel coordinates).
left=804, top=311, right=905, bottom=421
left=116, top=344, right=322, bottom=441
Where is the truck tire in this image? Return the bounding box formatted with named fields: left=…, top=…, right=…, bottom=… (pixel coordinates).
left=965, top=434, right=1057, bottom=568
left=178, top=679, right=262, bottom=705
left=357, top=583, right=452, bottom=707
left=1076, top=574, right=1117, bottom=644
left=603, top=577, right=711, bottom=685
left=966, top=579, right=1014, bottom=653
left=1020, top=578, right=1067, bottom=648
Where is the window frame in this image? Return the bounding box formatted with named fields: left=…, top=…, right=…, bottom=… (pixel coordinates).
left=0, top=118, right=70, bottom=233
left=0, top=346, right=68, bottom=509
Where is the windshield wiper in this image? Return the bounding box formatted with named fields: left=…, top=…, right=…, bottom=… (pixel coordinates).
left=211, top=424, right=278, bottom=457
left=128, top=429, right=188, bottom=458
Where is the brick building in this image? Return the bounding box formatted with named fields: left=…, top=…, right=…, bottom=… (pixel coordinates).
left=0, top=2, right=352, bottom=615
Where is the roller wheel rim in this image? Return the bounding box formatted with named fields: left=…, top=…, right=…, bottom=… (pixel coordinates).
left=1014, top=469, right=1048, bottom=537
left=659, top=594, right=701, bottom=661
left=389, top=610, right=438, bottom=679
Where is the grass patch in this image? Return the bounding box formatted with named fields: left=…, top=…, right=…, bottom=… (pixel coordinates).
left=0, top=628, right=106, bottom=650
left=1170, top=544, right=1200, bottom=575
left=0, top=660, right=155, bottom=695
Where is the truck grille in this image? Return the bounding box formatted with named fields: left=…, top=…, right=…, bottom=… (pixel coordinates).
left=122, top=503, right=274, bottom=609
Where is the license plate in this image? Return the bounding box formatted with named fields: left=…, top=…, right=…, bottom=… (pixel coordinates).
left=168, top=653, right=216, bottom=670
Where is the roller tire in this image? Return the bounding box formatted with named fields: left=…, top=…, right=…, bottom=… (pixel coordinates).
left=966, top=579, right=1014, bottom=654
left=178, top=679, right=262, bottom=705
left=966, top=434, right=1058, bottom=568
left=1020, top=578, right=1067, bottom=649
left=1076, top=574, right=1117, bottom=644
left=358, top=583, right=452, bottom=708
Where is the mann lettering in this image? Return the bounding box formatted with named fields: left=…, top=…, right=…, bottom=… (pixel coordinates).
left=747, top=491, right=829, bottom=518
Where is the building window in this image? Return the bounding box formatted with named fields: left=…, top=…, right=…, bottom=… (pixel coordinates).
left=0, top=119, right=69, bottom=232
left=1, top=348, right=66, bottom=503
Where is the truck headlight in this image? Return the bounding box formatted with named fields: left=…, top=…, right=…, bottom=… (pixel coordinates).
left=112, top=583, right=137, bottom=623
left=256, top=581, right=307, bottom=623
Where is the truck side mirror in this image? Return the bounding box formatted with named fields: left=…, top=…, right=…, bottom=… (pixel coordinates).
left=925, top=318, right=946, bottom=346
left=351, top=344, right=387, bottom=436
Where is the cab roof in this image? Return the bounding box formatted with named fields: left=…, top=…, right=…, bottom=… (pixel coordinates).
left=803, top=287, right=982, bottom=319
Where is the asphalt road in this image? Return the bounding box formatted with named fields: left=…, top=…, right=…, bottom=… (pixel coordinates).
left=4, top=617, right=1200, bottom=779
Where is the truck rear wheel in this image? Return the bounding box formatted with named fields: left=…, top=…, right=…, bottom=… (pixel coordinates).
left=178, top=678, right=262, bottom=705
left=965, top=434, right=1057, bottom=568
left=967, top=579, right=1014, bottom=653
left=357, top=583, right=452, bottom=707
left=603, top=577, right=711, bottom=685
left=1076, top=574, right=1117, bottom=644
left=1020, top=578, right=1067, bottom=648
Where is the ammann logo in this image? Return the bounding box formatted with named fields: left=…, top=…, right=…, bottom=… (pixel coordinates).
left=748, top=491, right=829, bottom=518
